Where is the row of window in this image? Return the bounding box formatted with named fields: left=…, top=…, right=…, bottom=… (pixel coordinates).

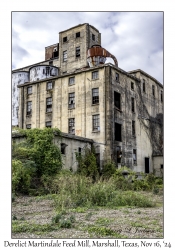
left=63, top=32, right=96, bottom=43
left=116, top=73, right=163, bottom=102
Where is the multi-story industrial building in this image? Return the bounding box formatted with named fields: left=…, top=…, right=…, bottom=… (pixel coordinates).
left=12, top=23, right=163, bottom=174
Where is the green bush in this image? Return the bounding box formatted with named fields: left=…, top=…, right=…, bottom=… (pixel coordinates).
left=101, top=161, right=116, bottom=179
left=12, top=159, right=32, bottom=194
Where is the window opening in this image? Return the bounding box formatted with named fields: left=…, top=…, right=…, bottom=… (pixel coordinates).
left=92, top=88, right=99, bottom=104
left=133, top=149, right=137, bottom=164
left=63, top=51, right=67, bottom=62
left=68, top=93, right=75, bottom=109
left=49, top=61, right=53, bottom=65
left=92, top=71, right=98, bottom=79
left=47, top=82, right=53, bottom=90
left=161, top=90, right=163, bottom=102
left=92, top=34, right=95, bottom=41
left=131, top=82, right=134, bottom=90
left=46, top=121, right=52, bottom=128
left=26, top=124, right=31, bottom=129
left=69, top=118, right=75, bottom=134
left=92, top=114, right=100, bottom=131
left=143, top=79, right=146, bottom=92
left=131, top=97, right=135, bottom=112
left=132, top=120, right=135, bottom=136
left=76, top=46, right=80, bottom=57
left=152, top=85, right=155, bottom=96
left=27, top=86, right=32, bottom=94
left=61, top=143, right=67, bottom=154
left=116, top=73, right=119, bottom=82
left=76, top=32, right=80, bottom=38
left=114, top=91, right=121, bottom=110
left=46, top=97, right=52, bottom=112
left=69, top=77, right=75, bottom=85
left=63, top=36, right=67, bottom=43
left=115, top=123, right=122, bottom=141
left=27, top=101, right=32, bottom=115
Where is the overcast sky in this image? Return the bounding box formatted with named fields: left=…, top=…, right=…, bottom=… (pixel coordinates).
left=12, top=12, right=163, bottom=84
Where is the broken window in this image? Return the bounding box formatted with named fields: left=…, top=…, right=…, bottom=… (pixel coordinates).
left=46, top=97, right=52, bottom=112
left=133, top=149, right=137, bottom=164
left=78, top=147, right=81, bottom=155
left=63, top=36, right=67, bottom=43
left=76, top=32, right=80, bottom=38
left=92, top=33, right=95, bottom=41
left=161, top=90, right=163, bottom=102
left=69, top=118, right=75, bottom=134
left=132, top=120, right=135, bottom=136
left=63, top=51, right=67, bottom=62
left=115, top=123, right=122, bottom=141
left=92, top=71, right=98, bottom=79
left=92, top=114, right=100, bottom=131
left=76, top=46, right=80, bottom=58
left=26, top=124, right=31, bottom=129
left=92, top=88, right=99, bottom=104
left=49, top=61, right=53, bottom=65
left=47, top=82, right=53, bottom=90
left=27, top=86, right=32, bottom=94
left=68, top=93, right=75, bottom=109
left=131, top=97, right=135, bottom=112
left=61, top=143, right=67, bottom=154
left=116, top=73, right=119, bottom=82
left=131, top=81, right=134, bottom=90
left=143, top=79, right=146, bottom=92
left=27, top=101, right=32, bottom=115
left=46, top=66, right=50, bottom=76
left=46, top=121, right=52, bottom=128
left=16, top=107, right=19, bottom=118
left=152, top=85, right=155, bottom=96
left=69, top=77, right=75, bottom=85
left=114, top=91, right=121, bottom=110
left=160, top=164, right=163, bottom=169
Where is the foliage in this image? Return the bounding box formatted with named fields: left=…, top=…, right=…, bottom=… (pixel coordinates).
left=101, top=161, right=116, bottom=179
left=75, top=146, right=99, bottom=179
left=12, top=159, right=33, bottom=194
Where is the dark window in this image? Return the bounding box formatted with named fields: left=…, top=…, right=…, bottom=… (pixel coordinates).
left=46, top=121, right=52, bottom=128
left=160, top=164, right=163, bottom=169
left=92, top=71, right=98, bottom=79
left=49, top=61, right=53, bottom=65
left=132, top=120, right=135, bottom=136
left=47, top=82, right=52, bottom=90
left=114, top=92, right=121, bottom=109
left=92, top=88, right=99, bottom=104
left=78, top=147, right=81, bottom=155
left=115, top=123, right=122, bottom=141
left=131, top=97, right=135, bottom=112
left=161, top=90, right=163, bottom=102
left=61, top=143, right=67, bottom=154
left=63, top=36, right=67, bottom=43
left=92, top=34, right=95, bottom=41
left=69, top=77, right=75, bottom=85
left=69, top=118, right=75, bottom=134
left=16, top=107, right=19, bottom=118
left=76, top=46, right=80, bottom=58
left=68, top=93, right=75, bottom=109
left=26, top=124, right=31, bottom=129
left=27, top=86, right=32, bottom=94
left=76, top=32, right=80, bottom=38
left=152, top=85, right=155, bottom=96
left=46, top=66, right=50, bottom=75
left=63, top=51, right=67, bottom=62
left=133, top=149, right=137, bottom=164
left=131, top=82, right=134, bottom=90
left=46, top=97, right=52, bottom=112
left=143, top=79, right=146, bottom=92
left=27, top=101, right=32, bottom=115
left=116, top=73, right=119, bottom=82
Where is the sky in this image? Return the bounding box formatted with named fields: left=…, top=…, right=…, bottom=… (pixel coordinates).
left=12, top=11, right=163, bottom=84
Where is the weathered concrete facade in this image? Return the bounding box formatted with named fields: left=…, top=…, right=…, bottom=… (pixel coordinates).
left=12, top=23, right=163, bottom=173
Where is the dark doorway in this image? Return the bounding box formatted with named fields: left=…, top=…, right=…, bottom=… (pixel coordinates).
left=145, top=157, right=149, bottom=173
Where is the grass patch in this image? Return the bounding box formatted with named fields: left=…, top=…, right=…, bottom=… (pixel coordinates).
left=84, top=225, right=127, bottom=238
left=96, top=217, right=113, bottom=226
left=12, top=221, right=59, bottom=233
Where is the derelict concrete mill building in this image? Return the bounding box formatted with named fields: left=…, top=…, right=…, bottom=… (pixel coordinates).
left=12, top=23, right=163, bottom=175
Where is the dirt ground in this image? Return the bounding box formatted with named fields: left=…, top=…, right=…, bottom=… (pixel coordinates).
left=12, top=193, right=163, bottom=239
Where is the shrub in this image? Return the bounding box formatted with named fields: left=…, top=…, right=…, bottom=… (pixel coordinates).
left=12, top=160, right=32, bottom=194
left=101, top=161, right=116, bottom=179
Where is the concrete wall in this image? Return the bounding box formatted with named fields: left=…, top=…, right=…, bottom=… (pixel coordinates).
left=153, top=156, right=163, bottom=177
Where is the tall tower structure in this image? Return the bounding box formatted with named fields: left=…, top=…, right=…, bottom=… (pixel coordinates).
left=59, top=23, right=101, bottom=73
